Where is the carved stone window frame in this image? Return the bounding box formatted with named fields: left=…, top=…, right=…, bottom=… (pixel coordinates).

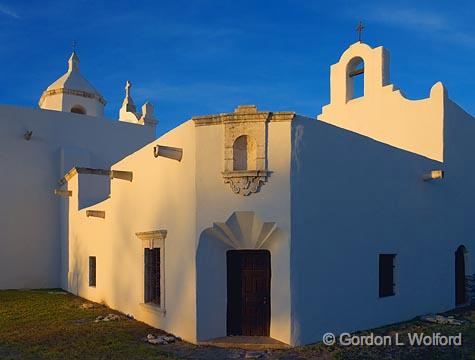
left=222, top=106, right=270, bottom=196
left=193, top=105, right=295, bottom=196
left=136, top=230, right=167, bottom=314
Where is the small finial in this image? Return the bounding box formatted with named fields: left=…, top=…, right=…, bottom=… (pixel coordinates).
left=356, top=21, right=365, bottom=42
left=68, top=51, right=80, bottom=72
left=125, top=80, right=132, bottom=97
left=68, top=40, right=80, bottom=72
left=120, top=80, right=137, bottom=114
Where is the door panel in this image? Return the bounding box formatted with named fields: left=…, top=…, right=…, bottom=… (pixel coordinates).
left=227, top=250, right=271, bottom=336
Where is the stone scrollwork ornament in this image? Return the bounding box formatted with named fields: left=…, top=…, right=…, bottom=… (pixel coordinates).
left=222, top=170, right=269, bottom=196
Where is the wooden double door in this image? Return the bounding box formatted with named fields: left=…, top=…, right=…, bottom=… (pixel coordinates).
left=226, top=250, right=271, bottom=336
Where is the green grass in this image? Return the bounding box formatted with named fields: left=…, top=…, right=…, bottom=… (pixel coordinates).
left=2, top=290, right=475, bottom=359
left=0, top=290, right=177, bottom=360
left=276, top=306, right=475, bottom=360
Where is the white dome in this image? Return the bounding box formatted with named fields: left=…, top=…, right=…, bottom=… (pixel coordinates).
left=39, top=52, right=106, bottom=117
left=46, top=53, right=100, bottom=94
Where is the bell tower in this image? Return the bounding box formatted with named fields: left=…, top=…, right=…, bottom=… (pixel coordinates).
left=318, top=42, right=445, bottom=162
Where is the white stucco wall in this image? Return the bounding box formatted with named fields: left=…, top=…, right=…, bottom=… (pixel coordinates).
left=66, top=121, right=197, bottom=342
left=443, top=97, right=475, bottom=291
left=65, top=113, right=294, bottom=344
left=287, top=42, right=474, bottom=346
left=195, top=118, right=293, bottom=344
left=59, top=41, right=474, bottom=347
left=0, top=104, right=155, bottom=289
left=291, top=100, right=474, bottom=345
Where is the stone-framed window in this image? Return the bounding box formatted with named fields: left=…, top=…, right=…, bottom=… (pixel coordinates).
left=144, top=248, right=160, bottom=305
left=193, top=105, right=295, bottom=196
left=221, top=106, right=270, bottom=196
left=136, top=230, right=167, bottom=313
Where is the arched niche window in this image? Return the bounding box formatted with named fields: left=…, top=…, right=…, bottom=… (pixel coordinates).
left=71, top=105, right=86, bottom=115
left=347, top=57, right=365, bottom=101
left=233, top=135, right=257, bottom=171
left=455, top=245, right=469, bottom=306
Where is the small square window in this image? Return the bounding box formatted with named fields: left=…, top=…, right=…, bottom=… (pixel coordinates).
left=379, top=254, right=395, bottom=297
left=89, top=256, right=96, bottom=287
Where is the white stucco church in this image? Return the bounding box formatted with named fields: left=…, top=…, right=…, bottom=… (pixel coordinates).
left=1, top=41, right=474, bottom=347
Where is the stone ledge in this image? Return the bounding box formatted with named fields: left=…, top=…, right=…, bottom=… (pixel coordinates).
left=222, top=170, right=270, bottom=178
left=135, top=230, right=168, bottom=241
left=193, top=106, right=295, bottom=126
left=39, top=88, right=106, bottom=106
left=58, top=167, right=133, bottom=186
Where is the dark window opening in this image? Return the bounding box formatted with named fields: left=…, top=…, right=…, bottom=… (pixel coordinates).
left=71, top=105, right=86, bottom=115
left=455, top=245, right=467, bottom=306
left=89, top=256, right=96, bottom=287
left=233, top=135, right=257, bottom=171
left=379, top=254, right=395, bottom=297
left=144, top=248, right=160, bottom=305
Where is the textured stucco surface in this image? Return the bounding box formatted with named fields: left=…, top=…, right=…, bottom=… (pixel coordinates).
left=0, top=105, right=155, bottom=289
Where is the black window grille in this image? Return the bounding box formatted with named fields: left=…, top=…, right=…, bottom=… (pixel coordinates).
left=89, top=256, right=96, bottom=287
left=144, top=248, right=160, bottom=304
left=379, top=254, right=395, bottom=297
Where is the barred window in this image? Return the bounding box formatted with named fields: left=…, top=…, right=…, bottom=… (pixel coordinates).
left=144, top=248, right=160, bottom=304
left=89, top=256, right=96, bottom=287
left=379, top=254, right=395, bottom=297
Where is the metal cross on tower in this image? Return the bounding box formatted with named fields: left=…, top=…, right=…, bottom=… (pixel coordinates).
left=356, top=21, right=365, bottom=42
left=72, top=40, right=78, bottom=53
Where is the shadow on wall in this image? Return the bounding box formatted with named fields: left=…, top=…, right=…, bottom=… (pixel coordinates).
left=196, top=229, right=230, bottom=341
left=444, top=99, right=475, bottom=305
left=78, top=174, right=110, bottom=210
left=290, top=118, right=446, bottom=345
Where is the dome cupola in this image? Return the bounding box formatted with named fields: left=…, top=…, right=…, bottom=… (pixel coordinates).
left=39, top=52, right=106, bottom=117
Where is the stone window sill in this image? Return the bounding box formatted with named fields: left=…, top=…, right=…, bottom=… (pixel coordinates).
left=222, top=170, right=269, bottom=178
left=139, top=302, right=166, bottom=315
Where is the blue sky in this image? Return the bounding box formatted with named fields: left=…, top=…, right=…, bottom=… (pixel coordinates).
left=0, top=0, right=473, bottom=135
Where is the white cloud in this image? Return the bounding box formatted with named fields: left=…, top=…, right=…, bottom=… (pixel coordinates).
left=0, top=3, right=19, bottom=19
